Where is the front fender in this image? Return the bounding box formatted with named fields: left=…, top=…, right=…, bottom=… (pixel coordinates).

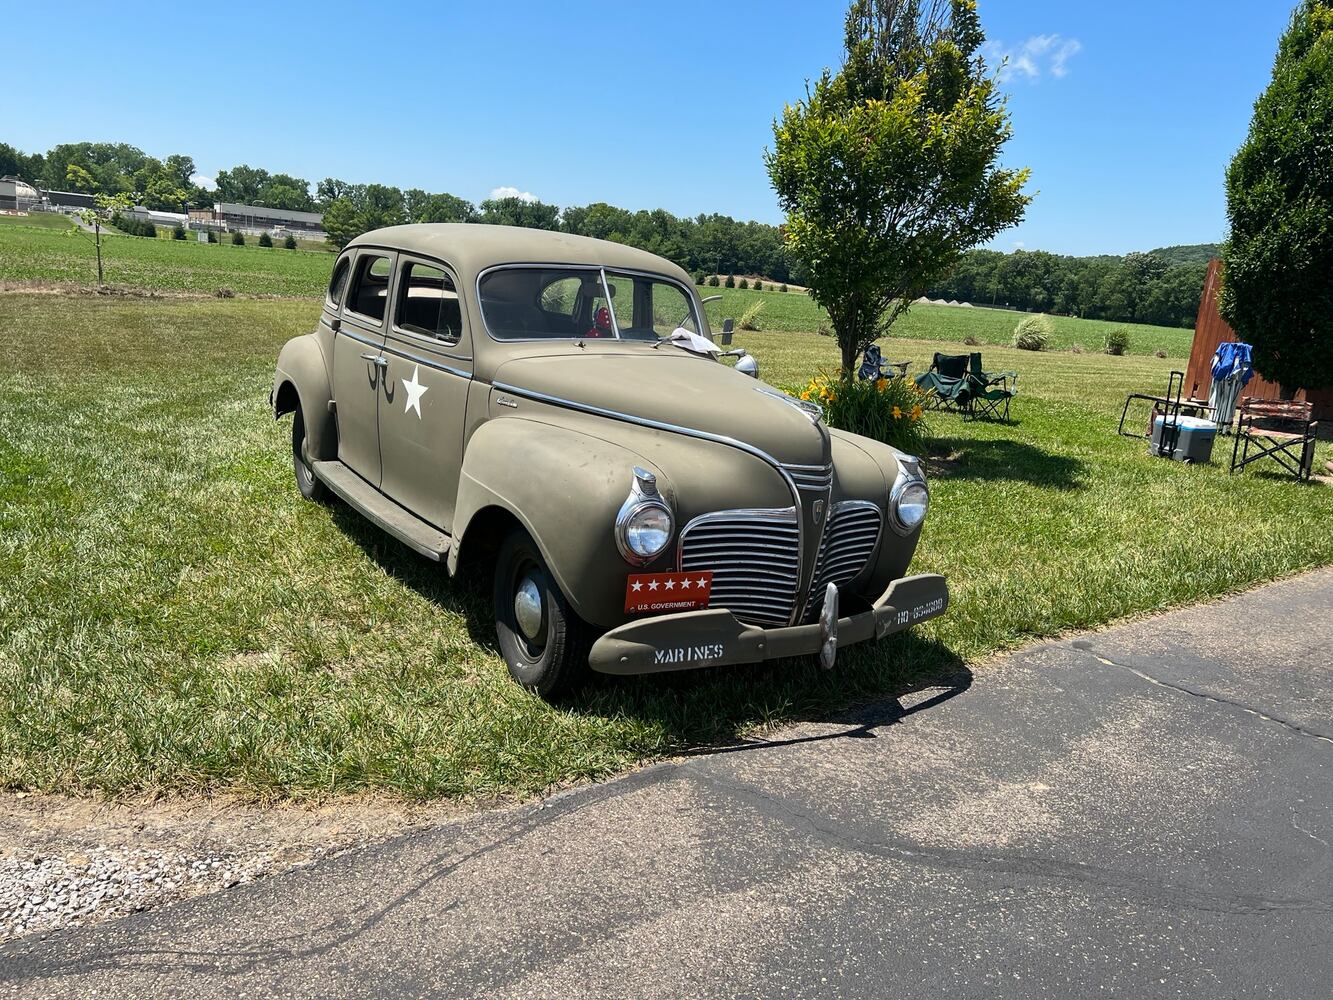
left=451, top=417, right=672, bottom=628
left=272, top=334, right=335, bottom=462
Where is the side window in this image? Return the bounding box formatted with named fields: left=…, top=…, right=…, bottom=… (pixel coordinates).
left=347, top=254, right=393, bottom=323
left=538, top=276, right=581, bottom=317
left=395, top=262, right=462, bottom=343
left=327, top=256, right=351, bottom=307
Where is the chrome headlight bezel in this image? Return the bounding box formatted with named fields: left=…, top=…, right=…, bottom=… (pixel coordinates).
left=615, top=467, right=674, bottom=564
left=888, top=458, right=929, bottom=536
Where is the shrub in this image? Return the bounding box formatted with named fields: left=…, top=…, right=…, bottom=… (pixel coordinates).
left=739, top=301, right=764, bottom=331
left=694, top=272, right=706, bottom=285
left=172, top=223, right=186, bottom=240
left=754, top=279, right=764, bottom=291
left=724, top=274, right=735, bottom=288
left=1012, top=314, right=1052, bottom=351
left=258, top=232, right=273, bottom=248
left=707, top=274, right=720, bottom=287
left=738, top=278, right=749, bottom=289
left=284, top=233, right=298, bottom=249
left=780, top=283, right=788, bottom=293
left=111, top=214, right=158, bottom=238
left=206, top=230, right=218, bottom=243
left=231, top=231, right=245, bottom=246
left=1104, top=327, right=1130, bottom=356
left=798, top=372, right=929, bottom=455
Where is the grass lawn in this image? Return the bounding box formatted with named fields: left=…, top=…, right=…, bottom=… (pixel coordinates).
left=0, top=213, right=78, bottom=231
left=0, top=224, right=336, bottom=297
left=1, top=291, right=1329, bottom=800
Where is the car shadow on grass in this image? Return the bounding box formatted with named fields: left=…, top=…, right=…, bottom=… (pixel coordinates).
left=328, top=499, right=971, bottom=752
left=930, top=436, right=1086, bottom=490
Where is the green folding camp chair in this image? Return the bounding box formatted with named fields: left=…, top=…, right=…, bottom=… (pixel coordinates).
left=914, top=353, right=973, bottom=412
left=964, top=352, right=1018, bottom=422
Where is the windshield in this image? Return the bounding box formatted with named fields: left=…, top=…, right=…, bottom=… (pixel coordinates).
left=478, top=267, right=700, bottom=342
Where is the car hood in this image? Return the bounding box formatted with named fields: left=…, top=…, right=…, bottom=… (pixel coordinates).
left=492, top=349, right=829, bottom=468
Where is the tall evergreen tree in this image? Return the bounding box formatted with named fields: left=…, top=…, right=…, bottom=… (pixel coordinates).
left=1221, top=1, right=1333, bottom=391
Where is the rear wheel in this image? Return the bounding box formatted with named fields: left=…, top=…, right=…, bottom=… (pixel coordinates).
left=291, top=405, right=330, bottom=504
left=493, top=527, right=590, bottom=698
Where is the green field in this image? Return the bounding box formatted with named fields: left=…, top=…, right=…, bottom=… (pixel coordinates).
left=0, top=222, right=336, bottom=297
left=0, top=212, right=78, bottom=231
left=0, top=222, right=1191, bottom=355
left=1, top=291, right=1328, bottom=799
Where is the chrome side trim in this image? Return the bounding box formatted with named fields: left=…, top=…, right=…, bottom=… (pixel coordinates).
left=337, top=328, right=384, bottom=351
left=379, top=340, right=471, bottom=379
left=488, top=382, right=822, bottom=626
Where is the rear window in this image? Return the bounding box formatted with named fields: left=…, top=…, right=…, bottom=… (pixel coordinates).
left=327, top=256, right=350, bottom=306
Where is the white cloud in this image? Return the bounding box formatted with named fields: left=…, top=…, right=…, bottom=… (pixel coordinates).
left=489, top=185, right=538, bottom=203
left=986, top=34, right=1082, bottom=83
left=191, top=173, right=216, bottom=190
left=1013, top=240, right=1026, bottom=250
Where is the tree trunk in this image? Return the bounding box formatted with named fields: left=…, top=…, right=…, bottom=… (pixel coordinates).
left=840, top=338, right=858, bottom=375
left=94, top=223, right=104, bottom=286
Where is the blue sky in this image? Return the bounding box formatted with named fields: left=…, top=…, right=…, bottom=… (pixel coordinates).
left=6, top=0, right=1294, bottom=256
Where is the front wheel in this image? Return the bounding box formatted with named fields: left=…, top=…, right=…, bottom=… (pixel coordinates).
left=493, top=527, right=590, bottom=698
left=291, top=405, right=330, bottom=504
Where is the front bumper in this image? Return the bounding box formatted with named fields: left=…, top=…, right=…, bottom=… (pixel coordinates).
left=588, top=573, right=948, bottom=675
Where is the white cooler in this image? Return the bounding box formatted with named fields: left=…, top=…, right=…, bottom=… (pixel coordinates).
left=1151, top=414, right=1217, bottom=463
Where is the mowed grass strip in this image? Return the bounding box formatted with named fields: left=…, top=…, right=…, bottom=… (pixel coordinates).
left=1, top=223, right=1190, bottom=355
left=1, top=293, right=1329, bottom=800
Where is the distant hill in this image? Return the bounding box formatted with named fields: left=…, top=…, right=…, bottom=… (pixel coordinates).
left=1146, top=243, right=1222, bottom=265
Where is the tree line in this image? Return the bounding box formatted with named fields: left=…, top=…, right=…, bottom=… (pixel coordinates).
left=925, top=248, right=1210, bottom=328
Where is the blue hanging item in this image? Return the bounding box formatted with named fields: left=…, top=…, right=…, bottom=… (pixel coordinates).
left=1211, top=342, right=1254, bottom=387
left=1208, top=341, right=1254, bottom=431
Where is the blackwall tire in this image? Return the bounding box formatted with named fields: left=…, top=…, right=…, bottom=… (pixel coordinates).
left=292, top=406, right=330, bottom=504
left=493, top=526, right=591, bottom=698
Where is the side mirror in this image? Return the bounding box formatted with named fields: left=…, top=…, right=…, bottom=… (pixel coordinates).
left=736, top=354, right=758, bottom=379
left=721, top=318, right=734, bottom=346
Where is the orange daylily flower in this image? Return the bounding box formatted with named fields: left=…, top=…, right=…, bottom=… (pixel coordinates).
left=891, top=405, right=902, bottom=420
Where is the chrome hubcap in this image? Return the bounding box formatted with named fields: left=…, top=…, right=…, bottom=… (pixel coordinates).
left=514, top=575, right=544, bottom=641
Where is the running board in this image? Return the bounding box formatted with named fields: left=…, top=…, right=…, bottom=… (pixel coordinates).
left=311, top=460, right=451, bottom=561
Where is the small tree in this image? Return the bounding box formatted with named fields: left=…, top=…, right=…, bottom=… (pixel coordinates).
left=172, top=223, right=186, bottom=240
left=739, top=277, right=749, bottom=289
left=1220, top=0, right=1333, bottom=392
left=767, top=0, right=1030, bottom=372
left=724, top=274, right=735, bottom=288
left=708, top=275, right=720, bottom=287
left=231, top=231, right=245, bottom=246
left=207, top=230, right=218, bottom=243
left=755, top=279, right=764, bottom=291
left=780, top=283, right=789, bottom=293
left=284, top=233, right=298, bottom=249
left=258, top=231, right=273, bottom=247
left=74, top=192, right=133, bottom=285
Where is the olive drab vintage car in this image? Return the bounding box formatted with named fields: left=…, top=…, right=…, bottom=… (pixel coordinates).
left=271, top=224, right=948, bottom=696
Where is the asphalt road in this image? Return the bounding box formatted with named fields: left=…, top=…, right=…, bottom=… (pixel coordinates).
left=5, top=568, right=1332, bottom=999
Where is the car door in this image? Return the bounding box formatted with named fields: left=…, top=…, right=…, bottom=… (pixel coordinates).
left=377, top=255, right=473, bottom=531
left=332, top=249, right=396, bottom=486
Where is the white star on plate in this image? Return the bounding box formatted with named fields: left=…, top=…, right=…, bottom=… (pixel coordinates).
left=631, top=580, right=643, bottom=592
left=679, top=578, right=691, bottom=589
left=402, top=364, right=428, bottom=418
left=696, top=578, right=708, bottom=590
left=664, top=579, right=675, bottom=590
left=647, top=579, right=659, bottom=591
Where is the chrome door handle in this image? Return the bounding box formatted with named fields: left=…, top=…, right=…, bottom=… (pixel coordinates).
left=360, top=353, right=389, bottom=367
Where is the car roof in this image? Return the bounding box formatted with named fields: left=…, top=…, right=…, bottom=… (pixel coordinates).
left=347, top=224, right=693, bottom=285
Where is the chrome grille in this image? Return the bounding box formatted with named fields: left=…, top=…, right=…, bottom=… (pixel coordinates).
left=784, top=463, right=833, bottom=493
left=803, top=501, right=883, bottom=621
left=679, top=508, right=800, bottom=626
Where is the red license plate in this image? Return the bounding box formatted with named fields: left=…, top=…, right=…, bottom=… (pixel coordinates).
left=624, top=571, right=713, bottom=614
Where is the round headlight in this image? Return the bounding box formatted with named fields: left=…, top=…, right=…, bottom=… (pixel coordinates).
left=891, top=479, right=930, bottom=534
left=624, top=503, right=673, bottom=559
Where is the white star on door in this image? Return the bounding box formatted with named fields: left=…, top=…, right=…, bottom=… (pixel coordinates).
left=402, top=364, right=428, bottom=418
